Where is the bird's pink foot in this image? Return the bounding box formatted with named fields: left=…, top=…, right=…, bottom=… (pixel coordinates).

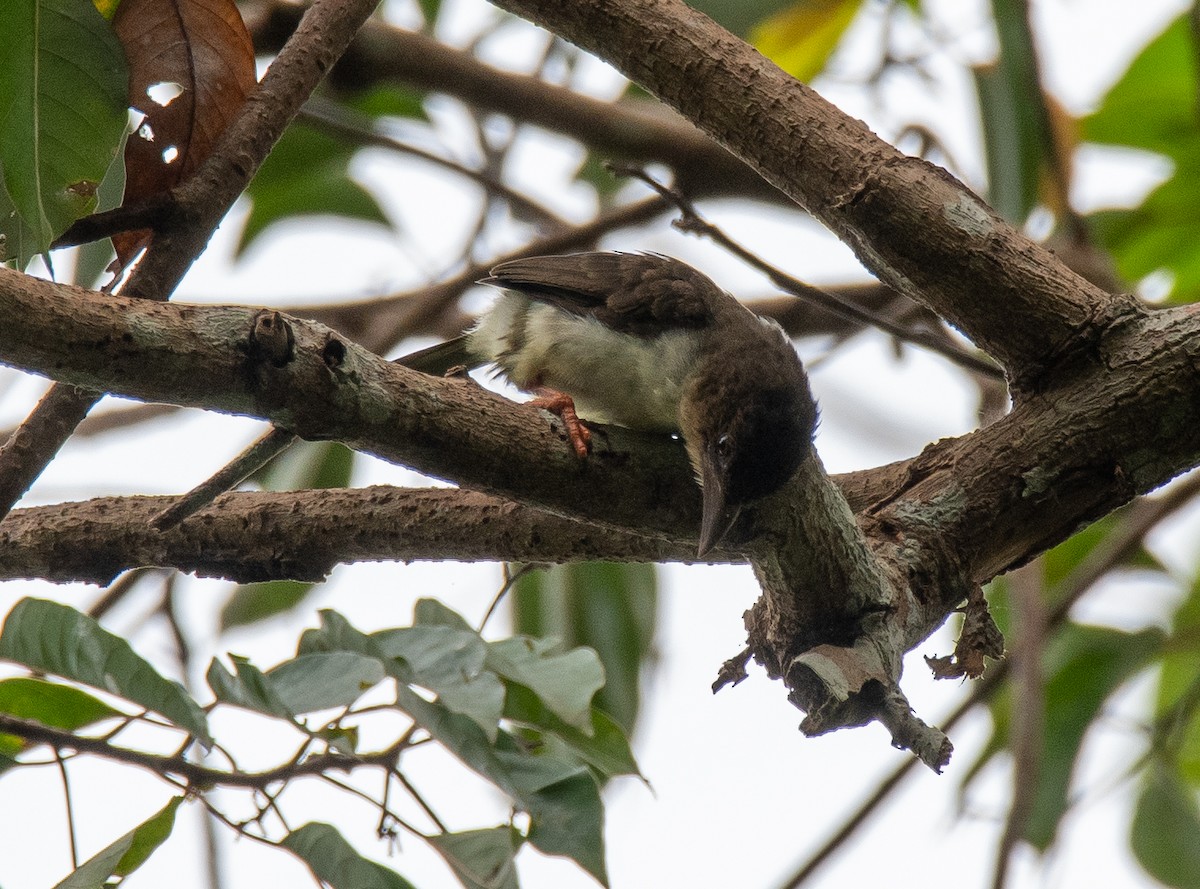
left=530, top=387, right=591, bottom=457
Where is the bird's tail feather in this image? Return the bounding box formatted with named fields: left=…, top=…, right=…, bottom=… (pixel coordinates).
left=396, top=335, right=476, bottom=375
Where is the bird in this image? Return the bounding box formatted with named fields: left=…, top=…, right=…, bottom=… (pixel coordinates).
left=403, top=252, right=818, bottom=555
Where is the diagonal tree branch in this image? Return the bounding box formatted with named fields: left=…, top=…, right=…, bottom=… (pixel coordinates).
left=483, top=0, right=1143, bottom=389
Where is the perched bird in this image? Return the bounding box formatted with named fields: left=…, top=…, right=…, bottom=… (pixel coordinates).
left=405, top=252, right=817, bottom=555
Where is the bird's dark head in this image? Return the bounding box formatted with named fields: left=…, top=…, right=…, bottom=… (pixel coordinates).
left=682, top=325, right=817, bottom=556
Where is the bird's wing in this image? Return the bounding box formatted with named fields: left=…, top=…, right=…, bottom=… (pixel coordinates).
left=483, top=252, right=719, bottom=336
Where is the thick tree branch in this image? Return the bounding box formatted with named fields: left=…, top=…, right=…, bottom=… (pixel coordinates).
left=0, top=268, right=712, bottom=547
left=0, top=269, right=1196, bottom=605
left=483, top=0, right=1142, bottom=389
left=0, top=488, right=713, bottom=584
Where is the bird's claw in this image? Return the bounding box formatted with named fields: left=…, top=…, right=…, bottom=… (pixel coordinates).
left=530, top=388, right=591, bottom=458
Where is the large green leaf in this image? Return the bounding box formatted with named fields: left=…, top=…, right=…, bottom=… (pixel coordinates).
left=513, top=562, right=656, bottom=735
left=207, top=651, right=385, bottom=719
left=1089, top=158, right=1200, bottom=302
left=750, top=0, right=864, bottom=82
left=428, top=827, right=521, bottom=889
left=973, top=0, right=1065, bottom=224
left=1023, top=626, right=1162, bottom=848
left=0, top=0, right=128, bottom=266
left=504, top=685, right=642, bottom=782
left=0, top=598, right=211, bottom=745
left=1131, top=763, right=1200, bottom=888
left=959, top=623, right=1162, bottom=849
left=1081, top=15, right=1200, bottom=301
left=284, top=823, right=416, bottom=889
left=0, top=677, right=121, bottom=772
left=240, top=123, right=389, bottom=255
left=221, top=579, right=319, bottom=632
left=1154, top=570, right=1200, bottom=782
left=51, top=797, right=182, bottom=889
left=486, top=636, right=604, bottom=732
left=1080, top=16, right=1196, bottom=156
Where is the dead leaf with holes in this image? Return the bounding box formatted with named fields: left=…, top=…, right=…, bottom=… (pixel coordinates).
left=110, top=0, right=257, bottom=269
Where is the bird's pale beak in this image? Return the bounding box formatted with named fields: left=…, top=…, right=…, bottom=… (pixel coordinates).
left=698, top=450, right=741, bottom=557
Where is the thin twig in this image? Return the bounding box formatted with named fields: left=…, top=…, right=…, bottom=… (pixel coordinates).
left=392, top=768, right=448, bottom=834
left=299, top=97, right=569, bottom=231
left=55, top=750, right=79, bottom=869
left=151, top=427, right=297, bottom=531
left=0, top=714, right=404, bottom=789
left=479, top=563, right=537, bottom=632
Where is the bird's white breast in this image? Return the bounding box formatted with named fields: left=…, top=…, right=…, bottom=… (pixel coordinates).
left=470, top=294, right=701, bottom=431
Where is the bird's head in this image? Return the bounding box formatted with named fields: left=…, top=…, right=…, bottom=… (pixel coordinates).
left=682, top=330, right=817, bottom=556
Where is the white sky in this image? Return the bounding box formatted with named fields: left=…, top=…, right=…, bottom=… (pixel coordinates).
left=0, top=1, right=1195, bottom=888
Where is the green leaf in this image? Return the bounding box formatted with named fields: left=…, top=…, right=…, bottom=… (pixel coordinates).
left=749, top=0, right=864, bottom=82
left=1041, top=510, right=1164, bottom=590
left=1081, top=15, right=1196, bottom=157
left=973, top=63, right=1041, bottom=224
left=240, top=123, right=389, bottom=255
left=374, top=623, right=504, bottom=740
left=0, top=677, right=122, bottom=772
left=0, top=598, right=211, bottom=745
left=284, top=823, right=416, bottom=889
left=1089, top=160, right=1200, bottom=303
left=70, top=123, right=124, bottom=288
left=207, top=651, right=384, bottom=719
left=513, top=563, right=656, bottom=734
left=487, top=636, right=605, bottom=732
left=1154, top=570, right=1200, bottom=781
left=505, top=687, right=642, bottom=781
left=414, top=597, right=476, bottom=632
left=1131, top=762, right=1200, bottom=888
left=0, top=676, right=121, bottom=728
left=1025, top=625, right=1161, bottom=849
left=396, top=685, right=607, bottom=884
left=414, top=0, right=442, bottom=28
left=251, top=440, right=356, bottom=492
left=207, top=656, right=293, bottom=720
left=221, top=579, right=319, bottom=631
left=1080, top=15, right=1200, bottom=301
left=268, top=651, right=386, bottom=713
left=684, top=0, right=804, bottom=39
left=0, top=0, right=128, bottom=266
left=428, top=827, right=521, bottom=889
left=51, top=797, right=182, bottom=889
left=348, top=84, right=428, bottom=122
left=112, top=796, right=183, bottom=877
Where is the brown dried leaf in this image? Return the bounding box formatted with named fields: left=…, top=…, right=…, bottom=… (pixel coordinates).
left=926, top=585, right=1006, bottom=680
left=111, top=0, right=257, bottom=266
